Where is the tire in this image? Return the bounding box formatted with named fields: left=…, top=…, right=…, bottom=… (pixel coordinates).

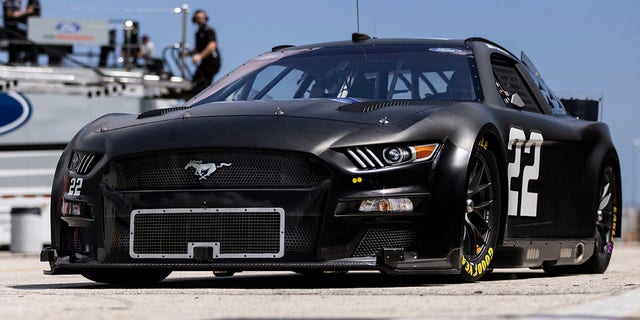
left=459, top=141, right=501, bottom=282
left=545, top=165, right=618, bottom=275
left=81, top=270, right=171, bottom=285
left=580, top=165, right=618, bottom=273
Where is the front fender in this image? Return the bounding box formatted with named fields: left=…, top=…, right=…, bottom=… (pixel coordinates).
left=421, top=138, right=471, bottom=259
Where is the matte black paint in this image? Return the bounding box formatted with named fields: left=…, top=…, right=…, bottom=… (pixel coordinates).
left=43, top=37, right=622, bottom=277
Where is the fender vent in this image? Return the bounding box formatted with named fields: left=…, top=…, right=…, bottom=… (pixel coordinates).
left=337, top=100, right=418, bottom=113
left=137, top=106, right=190, bottom=119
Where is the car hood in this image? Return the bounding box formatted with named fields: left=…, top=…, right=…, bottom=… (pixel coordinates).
left=181, top=99, right=446, bottom=125
left=76, top=99, right=474, bottom=157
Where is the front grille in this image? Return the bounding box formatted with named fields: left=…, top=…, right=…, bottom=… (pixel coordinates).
left=130, top=208, right=284, bottom=259
left=285, top=221, right=316, bottom=252
left=60, top=226, right=85, bottom=253
left=352, top=226, right=416, bottom=257
left=105, top=149, right=330, bottom=190
left=109, top=217, right=316, bottom=256
left=109, top=222, right=130, bottom=254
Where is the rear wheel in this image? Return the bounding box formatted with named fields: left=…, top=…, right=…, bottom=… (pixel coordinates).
left=459, top=142, right=501, bottom=282
left=545, top=165, right=618, bottom=274
left=581, top=165, right=617, bottom=273
left=81, top=270, right=171, bottom=285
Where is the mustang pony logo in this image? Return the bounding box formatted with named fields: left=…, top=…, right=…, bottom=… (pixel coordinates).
left=184, top=160, right=231, bottom=180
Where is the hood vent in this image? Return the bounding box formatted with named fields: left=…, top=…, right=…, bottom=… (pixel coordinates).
left=138, top=106, right=191, bottom=119
left=337, top=100, right=420, bottom=113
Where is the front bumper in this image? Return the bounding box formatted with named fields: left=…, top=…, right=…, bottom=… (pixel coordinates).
left=41, top=247, right=461, bottom=275
left=47, top=143, right=466, bottom=276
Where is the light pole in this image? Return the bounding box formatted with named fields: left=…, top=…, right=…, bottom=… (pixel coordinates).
left=174, top=4, right=189, bottom=79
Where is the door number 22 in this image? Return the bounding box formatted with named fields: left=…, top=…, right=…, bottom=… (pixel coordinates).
left=507, top=127, right=543, bottom=217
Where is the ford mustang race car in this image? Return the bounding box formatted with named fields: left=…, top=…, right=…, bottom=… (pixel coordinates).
left=41, top=34, right=621, bottom=284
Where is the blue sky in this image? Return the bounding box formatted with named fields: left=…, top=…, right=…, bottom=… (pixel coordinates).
left=42, top=0, right=640, bottom=206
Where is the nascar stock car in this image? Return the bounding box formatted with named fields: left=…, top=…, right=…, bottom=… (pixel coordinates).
left=41, top=33, right=621, bottom=284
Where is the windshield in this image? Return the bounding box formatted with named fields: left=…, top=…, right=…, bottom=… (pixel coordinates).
left=189, top=44, right=480, bottom=106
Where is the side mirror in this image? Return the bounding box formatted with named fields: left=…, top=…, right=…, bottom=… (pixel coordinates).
left=510, top=93, right=526, bottom=109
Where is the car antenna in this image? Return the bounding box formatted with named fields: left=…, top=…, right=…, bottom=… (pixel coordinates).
left=352, top=0, right=371, bottom=42
left=356, top=0, right=360, bottom=32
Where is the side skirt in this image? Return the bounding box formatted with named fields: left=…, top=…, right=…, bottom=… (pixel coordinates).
left=492, top=239, right=595, bottom=268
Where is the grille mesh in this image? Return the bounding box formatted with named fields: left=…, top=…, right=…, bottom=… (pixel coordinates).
left=131, top=210, right=282, bottom=256
left=107, top=150, right=330, bottom=190
left=110, top=218, right=315, bottom=255
left=284, top=221, right=316, bottom=251
left=110, top=223, right=130, bottom=254
left=61, top=226, right=84, bottom=253
left=352, top=227, right=417, bottom=257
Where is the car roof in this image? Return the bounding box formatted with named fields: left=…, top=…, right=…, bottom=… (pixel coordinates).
left=272, top=36, right=468, bottom=52
left=272, top=34, right=518, bottom=60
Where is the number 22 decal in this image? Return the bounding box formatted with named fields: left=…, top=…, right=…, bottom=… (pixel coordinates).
left=67, top=177, right=83, bottom=196
left=507, top=127, right=543, bottom=217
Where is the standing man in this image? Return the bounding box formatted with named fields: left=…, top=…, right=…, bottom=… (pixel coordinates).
left=3, top=0, right=24, bottom=63
left=21, top=0, right=40, bottom=64
left=137, top=35, right=155, bottom=66
left=190, top=9, right=221, bottom=94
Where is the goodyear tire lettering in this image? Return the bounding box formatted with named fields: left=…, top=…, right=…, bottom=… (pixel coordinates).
left=461, top=247, right=494, bottom=277
left=612, top=214, right=617, bottom=242
left=478, top=138, right=489, bottom=150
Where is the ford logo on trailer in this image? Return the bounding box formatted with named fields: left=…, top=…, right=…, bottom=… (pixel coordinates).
left=0, top=92, right=32, bottom=135
left=55, top=21, right=81, bottom=33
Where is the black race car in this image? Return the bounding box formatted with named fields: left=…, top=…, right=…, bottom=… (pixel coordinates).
left=41, top=34, right=621, bottom=284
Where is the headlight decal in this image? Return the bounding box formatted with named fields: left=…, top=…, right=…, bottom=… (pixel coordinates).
left=345, top=143, right=438, bottom=169
left=68, top=151, right=100, bottom=174
left=347, top=147, right=385, bottom=169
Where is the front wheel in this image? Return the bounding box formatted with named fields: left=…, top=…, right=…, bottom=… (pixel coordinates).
left=459, top=142, right=501, bottom=282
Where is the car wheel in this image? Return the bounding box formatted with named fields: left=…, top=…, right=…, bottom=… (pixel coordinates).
left=580, top=165, right=618, bottom=273
left=459, top=142, right=501, bottom=282
left=546, top=165, right=617, bottom=275
left=81, top=270, right=171, bottom=285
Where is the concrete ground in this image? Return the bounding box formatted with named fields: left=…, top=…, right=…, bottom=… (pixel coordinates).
left=1, top=243, right=639, bottom=319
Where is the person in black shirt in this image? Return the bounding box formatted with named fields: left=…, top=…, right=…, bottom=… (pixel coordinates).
left=3, top=0, right=25, bottom=63
left=190, top=9, right=221, bottom=94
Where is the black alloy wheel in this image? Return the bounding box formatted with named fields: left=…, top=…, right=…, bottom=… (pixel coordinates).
left=586, top=165, right=617, bottom=273
left=543, top=165, right=618, bottom=275
left=585, top=166, right=618, bottom=273
left=459, top=141, right=501, bottom=282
